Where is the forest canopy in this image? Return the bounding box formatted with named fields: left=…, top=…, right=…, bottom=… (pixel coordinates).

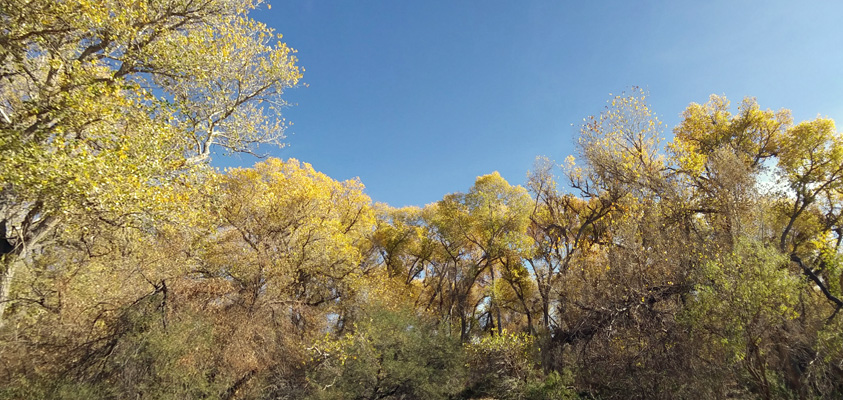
left=2, top=1, right=843, bottom=399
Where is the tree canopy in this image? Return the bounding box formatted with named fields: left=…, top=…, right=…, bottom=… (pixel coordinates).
left=2, top=2, right=843, bottom=399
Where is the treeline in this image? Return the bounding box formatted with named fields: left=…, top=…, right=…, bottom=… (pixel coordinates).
left=3, top=0, right=843, bottom=399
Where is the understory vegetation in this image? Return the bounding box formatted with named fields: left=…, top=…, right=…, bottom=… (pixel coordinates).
left=3, top=0, right=843, bottom=399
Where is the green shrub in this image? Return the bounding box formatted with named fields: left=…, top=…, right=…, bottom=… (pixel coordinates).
left=522, top=370, right=578, bottom=400
left=306, top=306, right=465, bottom=400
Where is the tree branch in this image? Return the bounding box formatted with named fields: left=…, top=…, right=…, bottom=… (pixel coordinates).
left=790, top=253, right=843, bottom=314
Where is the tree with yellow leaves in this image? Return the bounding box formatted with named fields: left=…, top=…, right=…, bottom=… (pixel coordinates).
left=0, top=0, right=301, bottom=323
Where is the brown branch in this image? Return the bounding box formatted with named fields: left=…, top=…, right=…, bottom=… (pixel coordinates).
left=790, top=253, right=843, bottom=314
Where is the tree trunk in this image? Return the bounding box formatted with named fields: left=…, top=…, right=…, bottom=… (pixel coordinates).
left=0, top=208, right=59, bottom=326
left=0, top=250, right=25, bottom=327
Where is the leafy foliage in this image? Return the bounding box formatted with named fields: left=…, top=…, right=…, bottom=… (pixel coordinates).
left=2, top=3, right=843, bottom=396
left=306, top=304, right=464, bottom=400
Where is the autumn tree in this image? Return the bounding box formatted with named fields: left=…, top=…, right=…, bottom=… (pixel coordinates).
left=0, top=0, right=302, bottom=322
left=670, top=95, right=843, bottom=397
left=371, top=205, right=434, bottom=287
left=526, top=157, right=619, bottom=335
left=194, top=158, right=375, bottom=396
left=0, top=180, right=220, bottom=398
left=0, top=158, right=377, bottom=398
left=421, top=173, right=534, bottom=339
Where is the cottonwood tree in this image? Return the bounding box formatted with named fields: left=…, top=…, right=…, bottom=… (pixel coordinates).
left=196, top=159, right=374, bottom=393
left=0, top=0, right=301, bottom=322
left=420, top=172, right=534, bottom=340
left=670, top=96, right=843, bottom=397
left=1, top=158, right=375, bottom=398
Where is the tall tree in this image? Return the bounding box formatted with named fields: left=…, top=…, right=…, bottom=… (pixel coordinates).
left=0, top=0, right=301, bottom=322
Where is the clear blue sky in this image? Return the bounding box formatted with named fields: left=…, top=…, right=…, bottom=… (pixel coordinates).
left=214, top=1, right=843, bottom=208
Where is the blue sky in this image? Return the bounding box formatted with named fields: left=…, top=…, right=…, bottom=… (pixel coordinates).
left=214, top=1, right=843, bottom=208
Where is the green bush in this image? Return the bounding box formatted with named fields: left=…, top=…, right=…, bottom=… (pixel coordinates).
left=462, top=332, right=578, bottom=400
left=306, top=306, right=465, bottom=400
left=522, top=370, right=578, bottom=400
left=464, top=331, right=536, bottom=397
